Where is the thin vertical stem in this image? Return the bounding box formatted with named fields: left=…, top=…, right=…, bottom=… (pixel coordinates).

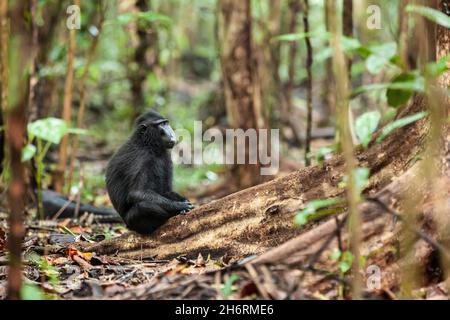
left=55, top=0, right=79, bottom=193
left=67, top=2, right=105, bottom=191
left=303, top=0, right=313, bottom=166
left=327, top=0, right=361, bottom=299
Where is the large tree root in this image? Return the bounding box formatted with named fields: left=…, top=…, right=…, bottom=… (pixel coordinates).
left=80, top=97, right=430, bottom=260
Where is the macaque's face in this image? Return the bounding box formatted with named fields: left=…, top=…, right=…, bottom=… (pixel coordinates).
left=137, top=112, right=177, bottom=149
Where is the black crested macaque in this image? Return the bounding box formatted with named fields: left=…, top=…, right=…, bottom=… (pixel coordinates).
left=105, top=109, right=194, bottom=234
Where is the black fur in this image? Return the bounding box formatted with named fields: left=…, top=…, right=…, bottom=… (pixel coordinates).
left=105, top=109, right=193, bottom=234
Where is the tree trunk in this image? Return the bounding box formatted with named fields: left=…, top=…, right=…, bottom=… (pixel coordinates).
left=0, top=0, right=8, bottom=176
left=29, top=0, right=64, bottom=122
left=217, top=0, right=266, bottom=190
left=129, top=0, right=159, bottom=121
left=6, top=0, right=32, bottom=300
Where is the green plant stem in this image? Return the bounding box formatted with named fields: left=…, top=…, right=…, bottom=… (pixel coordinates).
left=36, top=138, right=43, bottom=219
left=327, top=0, right=362, bottom=300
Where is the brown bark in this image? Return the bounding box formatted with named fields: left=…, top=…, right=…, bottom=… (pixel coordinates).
left=6, top=0, right=32, bottom=300
left=30, top=1, right=64, bottom=122
left=302, top=0, right=313, bottom=166
left=129, top=0, right=159, bottom=121
left=323, top=2, right=336, bottom=122
left=278, top=0, right=305, bottom=147
left=343, top=0, right=353, bottom=71
left=218, top=0, right=265, bottom=190
left=0, top=0, right=8, bottom=175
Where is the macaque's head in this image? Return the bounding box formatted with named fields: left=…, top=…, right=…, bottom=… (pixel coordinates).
left=135, top=109, right=177, bottom=149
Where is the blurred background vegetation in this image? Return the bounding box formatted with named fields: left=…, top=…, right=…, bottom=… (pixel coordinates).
left=0, top=0, right=426, bottom=206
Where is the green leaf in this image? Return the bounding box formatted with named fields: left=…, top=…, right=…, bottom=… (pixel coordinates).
left=137, top=11, right=172, bottom=26
left=115, top=11, right=172, bottom=27
left=339, top=251, right=354, bottom=274
left=28, top=117, right=68, bottom=144
left=330, top=249, right=342, bottom=261
left=355, top=111, right=381, bottom=149
left=366, top=42, right=397, bottom=74
left=27, top=117, right=86, bottom=144
left=387, top=73, right=422, bottom=107
left=426, top=55, right=450, bottom=77
left=406, top=5, right=450, bottom=28
left=339, top=168, right=370, bottom=195
left=21, top=283, right=45, bottom=300
left=67, top=128, right=89, bottom=135
left=270, top=32, right=320, bottom=42
left=222, top=273, right=239, bottom=298
left=353, top=167, right=370, bottom=194
left=376, top=112, right=428, bottom=143
left=116, top=12, right=135, bottom=24
left=359, top=255, right=367, bottom=268
left=314, top=35, right=364, bottom=62
left=295, top=198, right=346, bottom=226
left=316, top=147, right=334, bottom=165
left=22, top=144, right=36, bottom=162
left=353, top=75, right=424, bottom=97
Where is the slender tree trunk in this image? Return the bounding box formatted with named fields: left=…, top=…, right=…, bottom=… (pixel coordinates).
left=218, top=0, right=265, bottom=189
left=6, top=0, right=32, bottom=300
left=323, top=2, right=336, bottom=125
left=54, top=0, right=79, bottom=193
left=328, top=0, right=361, bottom=299
left=303, top=0, right=313, bottom=166
left=343, top=0, right=353, bottom=71
left=129, top=0, right=159, bottom=121
left=31, top=1, right=64, bottom=122
left=398, top=0, right=410, bottom=70
left=0, top=0, right=8, bottom=175
left=67, top=3, right=105, bottom=191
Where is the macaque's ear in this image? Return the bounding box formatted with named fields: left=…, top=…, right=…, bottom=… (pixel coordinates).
left=138, top=123, right=148, bottom=134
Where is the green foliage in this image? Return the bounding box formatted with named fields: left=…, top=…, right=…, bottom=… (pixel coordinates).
left=112, top=11, right=172, bottom=29
left=353, top=73, right=424, bottom=99
left=173, top=164, right=223, bottom=192
left=271, top=31, right=321, bottom=43
left=330, top=249, right=367, bottom=275
left=355, top=111, right=381, bottom=149
left=315, top=146, right=335, bottom=166
left=27, top=117, right=87, bottom=145
left=21, top=283, right=46, bottom=300
left=338, top=251, right=353, bottom=274
left=386, top=73, right=419, bottom=108
left=295, top=198, right=346, bottom=226
left=27, top=252, right=60, bottom=287
left=353, top=167, right=370, bottom=195
left=221, top=273, right=239, bottom=299
left=426, top=55, right=450, bottom=77
left=365, top=42, right=397, bottom=75
left=22, top=118, right=87, bottom=219
left=339, top=167, right=370, bottom=190
left=376, top=112, right=428, bottom=143
left=406, top=5, right=450, bottom=28
left=20, top=253, right=60, bottom=300
left=21, top=144, right=37, bottom=162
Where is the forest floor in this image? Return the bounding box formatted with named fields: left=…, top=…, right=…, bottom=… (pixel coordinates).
left=0, top=216, right=333, bottom=300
